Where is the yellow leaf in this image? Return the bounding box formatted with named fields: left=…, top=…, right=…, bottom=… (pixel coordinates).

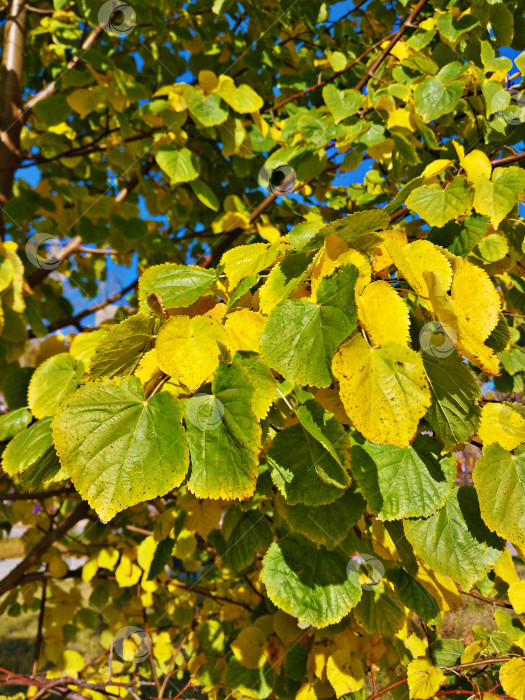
left=296, top=683, right=319, bottom=700
left=256, top=221, right=281, bottom=243
left=97, top=548, right=119, bottom=570
left=387, top=108, right=412, bottom=130
left=416, top=564, right=462, bottom=612
left=272, top=610, right=302, bottom=646
left=326, top=651, right=364, bottom=698
left=509, top=580, right=525, bottom=614
left=385, top=238, right=452, bottom=300
left=358, top=280, right=410, bottom=347
left=461, top=640, right=488, bottom=663
left=311, top=234, right=371, bottom=301
left=231, top=626, right=268, bottom=669
left=332, top=335, right=431, bottom=447
left=493, top=547, right=519, bottom=586
left=156, top=315, right=231, bottom=391
left=478, top=403, right=525, bottom=451
left=426, top=258, right=500, bottom=374
left=115, top=552, right=142, bottom=588
left=225, top=309, right=266, bottom=353
left=421, top=159, right=454, bottom=181
left=406, top=634, right=428, bottom=659
left=179, top=493, right=223, bottom=537
left=313, top=385, right=351, bottom=425
left=198, top=69, right=218, bottom=92
left=82, top=557, right=98, bottom=583
left=407, top=658, right=445, bottom=700
left=500, top=657, right=525, bottom=700
left=70, top=330, right=106, bottom=373
left=221, top=241, right=280, bottom=290
left=137, top=536, right=157, bottom=573
left=370, top=229, right=407, bottom=273
left=48, top=555, right=68, bottom=578
left=134, top=348, right=159, bottom=384
left=173, top=530, right=197, bottom=560
left=463, top=149, right=492, bottom=182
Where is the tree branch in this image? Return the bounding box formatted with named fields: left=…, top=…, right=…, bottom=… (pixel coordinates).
left=355, top=0, right=431, bottom=90
left=0, top=501, right=89, bottom=598
left=0, top=0, right=27, bottom=238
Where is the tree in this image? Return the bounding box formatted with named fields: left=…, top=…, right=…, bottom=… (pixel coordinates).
left=0, top=0, right=525, bottom=698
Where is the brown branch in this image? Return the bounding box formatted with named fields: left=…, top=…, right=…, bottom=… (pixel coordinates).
left=0, top=0, right=27, bottom=238
left=491, top=152, right=525, bottom=168
left=32, top=578, right=46, bottom=677
left=457, top=587, right=513, bottom=609
left=0, top=487, right=76, bottom=501
left=265, top=30, right=397, bottom=113
left=24, top=25, right=104, bottom=113
left=36, top=278, right=138, bottom=335
left=355, top=0, right=431, bottom=90
left=0, top=501, right=89, bottom=597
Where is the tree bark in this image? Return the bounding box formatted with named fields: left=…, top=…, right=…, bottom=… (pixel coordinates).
left=0, top=0, right=27, bottom=238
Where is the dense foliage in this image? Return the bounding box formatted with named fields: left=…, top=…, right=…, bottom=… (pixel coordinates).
left=0, top=0, right=525, bottom=699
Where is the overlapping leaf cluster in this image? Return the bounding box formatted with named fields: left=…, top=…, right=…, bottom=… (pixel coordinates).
left=1, top=0, right=525, bottom=698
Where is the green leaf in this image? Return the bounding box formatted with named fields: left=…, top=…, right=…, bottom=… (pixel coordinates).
left=233, top=351, right=276, bottom=420
left=89, top=313, right=154, bottom=379
left=473, top=442, right=525, bottom=548
left=404, top=486, right=505, bottom=589
left=414, top=77, right=464, bottom=122
left=353, top=582, right=405, bottom=635
left=351, top=436, right=456, bottom=520
left=317, top=209, right=390, bottom=242
left=482, top=80, right=510, bottom=117
left=155, top=147, right=200, bottom=184
left=490, top=3, right=513, bottom=45
left=22, top=445, right=61, bottom=491
left=188, top=91, right=228, bottom=127
left=222, top=241, right=281, bottom=290
left=2, top=417, right=53, bottom=476
left=405, top=177, right=473, bottom=227
left=217, top=78, right=263, bottom=113
left=190, top=180, right=220, bottom=211
left=52, top=377, right=189, bottom=522
left=386, top=568, right=440, bottom=622
left=322, top=85, right=362, bottom=124
left=226, top=659, right=274, bottom=700
left=472, top=167, right=525, bottom=229
left=436, top=13, right=479, bottom=42
left=138, top=263, right=216, bottom=311
left=185, top=357, right=261, bottom=500
left=261, top=265, right=358, bottom=387
left=296, top=399, right=347, bottom=467
left=427, top=214, right=490, bottom=257
left=0, top=408, right=32, bottom=441
left=423, top=349, right=482, bottom=451
left=258, top=250, right=315, bottom=314
left=276, top=489, right=366, bottom=548
left=261, top=533, right=362, bottom=628
left=223, top=510, right=272, bottom=572
left=267, top=418, right=350, bottom=506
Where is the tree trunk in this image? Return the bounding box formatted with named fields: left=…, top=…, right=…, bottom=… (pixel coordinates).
left=0, top=0, right=27, bottom=238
